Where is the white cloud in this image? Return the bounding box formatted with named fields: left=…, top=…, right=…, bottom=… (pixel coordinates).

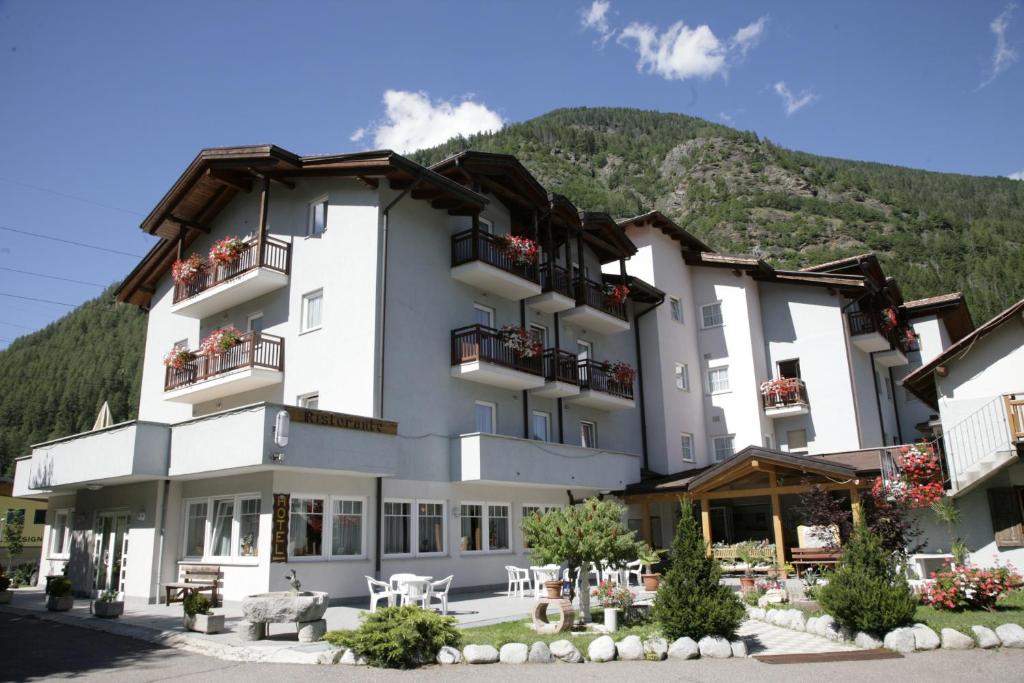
left=981, top=4, right=1018, bottom=88
left=1008, top=170, right=1024, bottom=180
left=773, top=81, right=818, bottom=115
left=719, top=111, right=734, bottom=124
left=349, top=127, right=366, bottom=142
left=580, top=1, right=614, bottom=44
left=357, top=90, right=504, bottom=154
left=617, top=15, right=767, bottom=81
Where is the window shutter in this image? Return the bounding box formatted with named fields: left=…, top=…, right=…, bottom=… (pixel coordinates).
left=987, top=488, right=1024, bottom=548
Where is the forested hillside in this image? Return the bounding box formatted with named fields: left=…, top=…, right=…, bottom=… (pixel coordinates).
left=0, top=286, right=145, bottom=475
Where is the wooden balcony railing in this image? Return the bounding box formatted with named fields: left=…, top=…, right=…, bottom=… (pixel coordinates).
left=451, top=230, right=539, bottom=283
left=164, top=332, right=284, bottom=391
left=450, top=325, right=543, bottom=376
left=847, top=310, right=878, bottom=337
left=577, top=359, right=635, bottom=400
left=761, top=378, right=809, bottom=410
left=542, top=349, right=579, bottom=385
left=173, top=237, right=291, bottom=304
left=1006, top=393, right=1024, bottom=443
left=540, top=263, right=573, bottom=298
left=574, top=277, right=628, bottom=321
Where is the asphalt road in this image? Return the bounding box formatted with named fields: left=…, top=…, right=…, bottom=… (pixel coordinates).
left=4, top=611, right=1024, bottom=682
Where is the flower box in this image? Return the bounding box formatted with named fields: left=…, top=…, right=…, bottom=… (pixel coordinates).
left=199, top=327, right=243, bottom=356
left=92, top=600, right=124, bottom=618
left=603, top=361, right=636, bottom=386
left=603, top=283, right=630, bottom=307
left=46, top=595, right=74, bottom=611
left=172, top=253, right=206, bottom=286
left=495, top=234, right=539, bottom=266
left=498, top=325, right=543, bottom=359
left=183, top=612, right=225, bottom=634
left=209, top=236, right=247, bottom=266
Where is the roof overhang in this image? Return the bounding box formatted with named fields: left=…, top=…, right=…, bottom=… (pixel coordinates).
left=686, top=446, right=860, bottom=494
left=618, top=210, right=714, bottom=254
left=580, top=211, right=637, bottom=263
left=901, top=292, right=974, bottom=343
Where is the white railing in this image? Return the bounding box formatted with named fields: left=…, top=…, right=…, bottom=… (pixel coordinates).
left=939, top=395, right=1017, bottom=484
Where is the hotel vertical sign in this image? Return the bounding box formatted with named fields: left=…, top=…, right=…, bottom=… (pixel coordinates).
left=271, top=493, right=289, bottom=563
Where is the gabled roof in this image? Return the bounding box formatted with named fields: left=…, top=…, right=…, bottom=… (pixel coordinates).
left=580, top=211, right=637, bottom=263
left=602, top=273, right=665, bottom=305
left=685, top=446, right=860, bottom=493
left=680, top=252, right=867, bottom=292
left=429, top=150, right=550, bottom=213
left=617, top=211, right=714, bottom=253
left=901, top=291, right=974, bottom=343
left=902, top=297, right=1024, bottom=409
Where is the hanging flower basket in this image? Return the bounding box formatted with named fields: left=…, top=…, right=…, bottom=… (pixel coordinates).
left=171, top=254, right=206, bottom=286
left=873, top=441, right=944, bottom=509
left=604, top=360, right=636, bottom=385
left=880, top=307, right=899, bottom=332
left=198, top=327, right=243, bottom=356
left=759, top=377, right=803, bottom=404
left=209, top=236, right=247, bottom=266
left=495, top=234, right=539, bottom=266
left=498, top=325, right=543, bottom=358
left=163, top=347, right=196, bottom=370
left=603, top=283, right=630, bottom=307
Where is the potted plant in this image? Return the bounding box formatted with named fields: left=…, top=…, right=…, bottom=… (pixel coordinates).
left=592, top=580, right=633, bottom=632
left=240, top=532, right=256, bottom=557
left=171, top=253, right=206, bottom=286
left=638, top=545, right=667, bottom=591
left=46, top=577, right=74, bottom=611
left=198, top=326, right=243, bottom=356
left=495, top=234, right=539, bottom=266
left=603, top=282, right=630, bottom=307
left=209, top=236, right=247, bottom=266
left=92, top=589, right=124, bottom=618
left=163, top=347, right=195, bottom=370
left=736, top=542, right=759, bottom=593
left=0, top=575, right=11, bottom=604
left=544, top=579, right=563, bottom=599
left=182, top=592, right=224, bottom=634
left=603, top=360, right=636, bottom=386
left=767, top=561, right=794, bottom=580
left=498, top=325, right=543, bottom=359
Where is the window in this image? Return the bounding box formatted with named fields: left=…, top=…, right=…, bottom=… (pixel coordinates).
left=49, top=509, right=72, bottom=557
left=707, top=366, right=730, bottom=394
left=885, top=377, right=893, bottom=401
left=475, top=401, right=496, bottom=434
left=417, top=502, right=446, bottom=555
left=289, top=497, right=324, bottom=557
left=680, top=433, right=694, bottom=462
left=576, top=339, right=593, bottom=361
left=479, top=217, right=494, bottom=234
left=460, top=503, right=510, bottom=552
left=521, top=504, right=560, bottom=548
left=209, top=498, right=235, bottom=557
left=247, top=312, right=264, bottom=333
left=777, top=358, right=801, bottom=379
left=488, top=504, right=510, bottom=550
left=298, top=393, right=319, bottom=410
left=33, top=509, right=45, bottom=525
left=787, top=429, right=808, bottom=453
left=309, top=197, right=328, bottom=236
left=674, top=363, right=690, bottom=391
left=531, top=411, right=551, bottom=442
left=473, top=303, right=495, bottom=328
left=238, top=498, right=260, bottom=557
left=701, top=302, right=723, bottom=328
left=529, top=323, right=548, bottom=348
left=4, top=508, right=24, bottom=525
left=580, top=420, right=597, bottom=449
left=713, top=436, right=735, bottom=462
left=301, top=290, right=323, bottom=332
left=331, top=499, right=363, bottom=557
left=669, top=297, right=684, bottom=323
left=383, top=501, right=411, bottom=555
left=460, top=504, right=483, bottom=551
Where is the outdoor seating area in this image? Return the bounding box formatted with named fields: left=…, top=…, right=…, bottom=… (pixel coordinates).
left=712, top=543, right=775, bottom=574
left=501, top=560, right=646, bottom=601
left=364, top=574, right=454, bottom=614
left=163, top=564, right=222, bottom=607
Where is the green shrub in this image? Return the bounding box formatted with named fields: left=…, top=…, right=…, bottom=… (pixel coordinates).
left=323, top=606, right=462, bottom=669
left=652, top=496, right=745, bottom=640
left=0, top=575, right=10, bottom=592
left=12, top=563, right=36, bottom=588
left=183, top=592, right=212, bottom=617
left=48, top=577, right=72, bottom=597
left=818, top=525, right=916, bottom=635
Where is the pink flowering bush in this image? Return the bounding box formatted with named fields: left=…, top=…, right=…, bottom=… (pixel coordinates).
left=498, top=325, right=543, bottom=358
left=604, top=360, right=636, bottom=386
left=873, top=442, right=944, bottom=509
left=163, top=347, right=195, bottom=370
left=198, top=327, right=243, bottom=356
left=921, top=563, right=1023, bottom=611
left=495, top=234, right=538, bottom=266
left=171, top=253, right=206, bottom=285
left=209, top=236, right=247, bottom=265
left=592, top=580, right=634, bottom=611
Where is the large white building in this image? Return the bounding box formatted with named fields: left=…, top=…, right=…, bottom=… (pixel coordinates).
left=12, top=147, right=980, bottom=604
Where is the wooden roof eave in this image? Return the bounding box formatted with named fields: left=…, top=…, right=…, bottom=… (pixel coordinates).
left=685, top=447, right=859, bottom=494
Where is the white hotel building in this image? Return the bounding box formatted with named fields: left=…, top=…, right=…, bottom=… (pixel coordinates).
left=13, top=147, right=978, bottom=604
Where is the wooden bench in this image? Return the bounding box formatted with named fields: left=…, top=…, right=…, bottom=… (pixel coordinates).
left=791, top=547, right=841, bottom=576
left=164, top=564, right=222, bottom=607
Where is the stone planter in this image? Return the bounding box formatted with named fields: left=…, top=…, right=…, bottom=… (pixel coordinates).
left=544, top=580, right=562, bottom=599
left=0, top=590, right=12, bottom=605
left=604, top=607, right=619, bottom=633
left=641, top=573, right=661, bottom=591
left=240, top=591, right=330, bottom=641
left=46, top=595, right=74, bottom=612
left=183, top=612, right=225, bottom=634
left=92, top=600, right=124, bottom=618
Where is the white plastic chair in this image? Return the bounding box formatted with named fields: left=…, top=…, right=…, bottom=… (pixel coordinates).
left=532, top=564, right=560, bottom=600
left=505, top=566, right=529, bottom=597
left=625, top=559, right=643, bottom=586
left=400, top=579, right=432, bottom=608
left=389, top=573, right=419, bottom=592
left=429, top=575, right=454, bottom=614
left=365, top=576, right=395, bottom=612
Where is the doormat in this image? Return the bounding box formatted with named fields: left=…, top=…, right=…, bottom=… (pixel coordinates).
left=753, top=649, right=903, bottom=664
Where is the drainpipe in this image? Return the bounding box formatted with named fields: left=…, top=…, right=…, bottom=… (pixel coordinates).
left=153, top=478, right=170, bottom=603
left=521, top=299, right=529, bottom=439
left=869, top=351, right=887, bottom=445
left=889, top=366, right=904, bottom=444
left=633, top=292, right=665, bottom=472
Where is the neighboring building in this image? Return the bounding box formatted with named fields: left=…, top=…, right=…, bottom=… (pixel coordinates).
left=0, top=479, right=47, bottom=569
left=903, top=298, right=1024, bottom=568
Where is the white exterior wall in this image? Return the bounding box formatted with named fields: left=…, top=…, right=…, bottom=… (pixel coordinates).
left=893, top=315, right=950, bottom=439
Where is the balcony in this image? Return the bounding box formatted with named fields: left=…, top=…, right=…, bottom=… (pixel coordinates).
left=170, top=237, right=290, bottom=318
left=561, top=277, right=630, bottom=335
left=847, top=310, right=893, bottom=353
left=527, top=263, right=576, bottom=313
left=451, top=432, right=640, bottom=490
left=761, top=378, right=810, bottom=418
left=450, top=230, right=542, bottom=300
left=532, top=349, right=580, bottom=398
left=567, top=359, right=635, bottom=411
left=450, top=325, right=545, bottom=390
left=164, top=332, right=284, bottom=404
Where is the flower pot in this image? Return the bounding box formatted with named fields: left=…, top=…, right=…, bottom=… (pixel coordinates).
left=739, top=576, right=756, bottom=593
left=0, top=590, right=11, bottom=604
left=46, top=595, right=74, bottom=612
left=183, top=612, right=225, bottom=634
left=641, top=573, right=661, bottom=591
left=604, top=607, right=619, bottom=633
left=544, top=580, right=563, bottom=599
left=92, top=600, right=124, bottom=618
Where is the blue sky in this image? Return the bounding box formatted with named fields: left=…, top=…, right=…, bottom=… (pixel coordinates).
left=0, top=0, right=1020, bottom=347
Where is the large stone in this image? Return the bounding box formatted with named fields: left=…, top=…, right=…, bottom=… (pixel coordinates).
left=339, top=649, right=368, bottom=666
left=644, top=636, right=669, bottom=660
left=698, top=636, right=733, bottom=659
left=588, top=635, right=617, bottom=662
left=731, top=640, right=748, bottom=658
left=812, top=614, right=834, bottom=637
left=464, top=644, right=500, bottom=664
left=241, top=591, right=329, bottom=624
left=549, top=639, right=583, bottom=663
left=805, top=616, right=822, bottom=635
left=854, top=631, right=883, bottom=649
left=436, top=645, right=463, bottom=664
left=668, top=637, right=699, bottom=660
left=747, top=607, right=766, bottom=621
left=883, top=627, right=917, bottom=653
left=787, top=610, right=807, bottom=632
left=616, top=635, right=644, bottom=661
left=824, top=621, right=852, bottom=642
left=239, top=621, right=266, bottom=641
left=912, top=624, right=940, bottom=651
left=297, top=619, right=327, bottom=643
left=995, top=623, right=1024, bottom=648
left=528, top=641, right=553, bottom=663
left=940, top=629, right=975, bottom=650
left=316, top=647, right=345, bottom=665
left=499, top=643, right=529, bottom=664
left=972, top=625, right=1000, bottom=649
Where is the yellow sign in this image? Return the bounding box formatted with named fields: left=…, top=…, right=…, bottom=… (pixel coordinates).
left=285, top=406, right=397, bottom=435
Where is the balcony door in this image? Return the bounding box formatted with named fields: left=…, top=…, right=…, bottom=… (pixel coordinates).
left=777, top=358, right=801, bottom=379
left=576, top=339, right=592, bottom=385
left=473, top=304, right=496, bottom=360
left=92, top=512, right=129, bottom=595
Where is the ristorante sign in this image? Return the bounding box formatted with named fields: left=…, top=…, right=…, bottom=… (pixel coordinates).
left=271, top=493, right=290, bottom=563
left=284, top=406, right=398, bottom=435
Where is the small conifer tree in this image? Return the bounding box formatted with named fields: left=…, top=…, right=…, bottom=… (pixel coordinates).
left=652, top=496, right=744, bottom=640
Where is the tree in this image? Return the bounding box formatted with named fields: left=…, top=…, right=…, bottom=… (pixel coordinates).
left=3, top=516, right=24, bottom=575
left=521, top=498, right=643, bottom=623
left=652, top=496, right=744, bottom=640
left=794, top=484, right=852, bottom=547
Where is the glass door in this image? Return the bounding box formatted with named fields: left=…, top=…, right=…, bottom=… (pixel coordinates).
left=93, top=512, right=129, bottom=595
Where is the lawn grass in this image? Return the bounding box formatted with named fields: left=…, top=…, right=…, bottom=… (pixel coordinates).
left=913, top=589, right=1024, bottom=634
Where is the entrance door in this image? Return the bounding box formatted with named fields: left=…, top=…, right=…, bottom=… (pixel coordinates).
left=93, top=512, right=129, bottom=595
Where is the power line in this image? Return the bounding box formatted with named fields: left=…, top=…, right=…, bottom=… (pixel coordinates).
left=0, top=176, right=144, bottom=217
left=0, top=266, right=106, bottom=288
left=0, top=320, right=35, bottom=330
left=0, top=292, right=79, bottom=307
left=0, top=225, right=145, bottom=258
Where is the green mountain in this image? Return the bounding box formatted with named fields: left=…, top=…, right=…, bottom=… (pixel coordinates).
left=2, top=106, right=1022, bottom=475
